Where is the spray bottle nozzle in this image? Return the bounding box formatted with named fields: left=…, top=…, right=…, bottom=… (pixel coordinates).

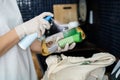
left=44, top=16, right=53, bottom=23
left=44, top=16, right=54, bottom=37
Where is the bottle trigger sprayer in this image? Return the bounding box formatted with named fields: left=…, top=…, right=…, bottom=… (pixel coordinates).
left=18, top=16, right=53, bottom=50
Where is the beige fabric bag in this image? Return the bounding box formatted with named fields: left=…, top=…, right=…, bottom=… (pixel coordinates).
left=42, top=52, right=116, bottom=80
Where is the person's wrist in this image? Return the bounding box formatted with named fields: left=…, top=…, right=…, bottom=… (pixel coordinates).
left=14, top=25, right=26, bottom=39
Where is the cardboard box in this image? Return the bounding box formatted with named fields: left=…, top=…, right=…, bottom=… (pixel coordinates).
left=53, top=4, right=78, bottom=24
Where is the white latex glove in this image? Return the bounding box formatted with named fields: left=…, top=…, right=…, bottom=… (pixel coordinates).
left=41, top=37, right=76, bottom=56
left=55, top=37, right=76, bottom=53
left=15, top=12, right=53, bottom=39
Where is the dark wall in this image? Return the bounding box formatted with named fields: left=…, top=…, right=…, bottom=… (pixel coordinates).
left=86, top=0, right=120, bottom=57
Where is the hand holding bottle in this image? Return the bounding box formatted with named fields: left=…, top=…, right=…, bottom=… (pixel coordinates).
left=15, top=12, right=53, bottom=39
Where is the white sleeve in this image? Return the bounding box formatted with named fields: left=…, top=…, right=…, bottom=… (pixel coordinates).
left=0, top=19, right=10, bottom=36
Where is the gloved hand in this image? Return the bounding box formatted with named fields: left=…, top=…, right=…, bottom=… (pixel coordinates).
left=55, top=37, right=76, bottom=53
left=15, top=12, right=53, bottom=39
left=41, top=37, right=76, bottom=56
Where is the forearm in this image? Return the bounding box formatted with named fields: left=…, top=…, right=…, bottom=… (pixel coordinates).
left=0, top=29, right=20, bottom=56
left=30, top=39, right=42, bottom=54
